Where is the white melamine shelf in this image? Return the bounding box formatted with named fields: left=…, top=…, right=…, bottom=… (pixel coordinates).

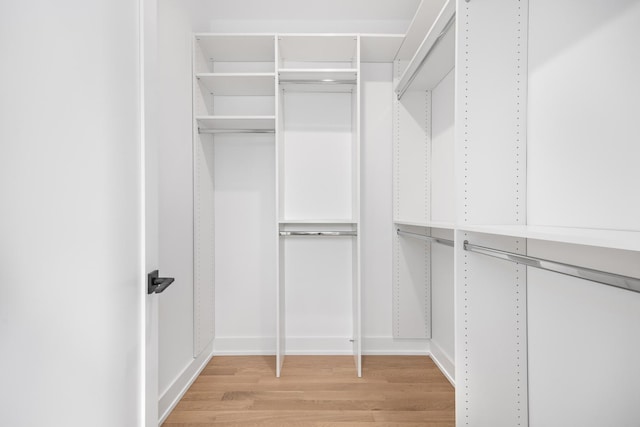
left=279, top=69, right=357, bottom=81
left=279, top=219, right=357, bottom=225
left=395, top=220, right=455, bottom=229
left=395, top=0, right=447, bottom=61
left=196, top=34, right=275, bottom=62
left=459, top=225, right=640, bottom=252
left=279, top=69, right=357, bottom=92
left=278, top=34, right=358, bottom=63
left=360, top=34, right=404, bottom=62
left=196, top=73, right=275, bottom=96
left=395, top=0, right=455, bottom=96
left=196, top=116, right=275, bottom=131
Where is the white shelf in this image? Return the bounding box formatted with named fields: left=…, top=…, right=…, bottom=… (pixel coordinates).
left=195, top=34, right=275, bottom=62
left=196, top=73, right=275, bottom=96
left=395, top=0, right=455, bottom=96
left=279, top=69, right=357, bottom=92
left=279, top=219, right=357, bottom=225
left=196, top=116, right=275, bottom=131
left=279, top=68, right=357, bottom=81
left=278, top=34, right=357, bottom=63
left=395, top=0, right=448, bottom=61
left=394, top=220, right=455, bottom=229
left=360, top=34, right=404, bottom=62
left=459, top=224, right=640, bottom=252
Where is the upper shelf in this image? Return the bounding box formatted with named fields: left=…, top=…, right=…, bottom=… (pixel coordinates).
left=195, top=34, right=275, bottom=62
left=196, top=73, right=275, bottom=96
left=395, top=0, right=448, bottom=61
left=196, top=116, right=276, bottom=133
left=395, top=0, right=455, bottom=98
left=394, top=220, right=456, bottom=229
left=279, top=69, right=357, bottom=92
left=278, top=34, right=358, bottom=63
left=459, top=224, right=640, bottom=252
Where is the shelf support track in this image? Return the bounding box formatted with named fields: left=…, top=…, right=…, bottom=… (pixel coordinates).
left=396, top=229, right=454, bottom=247
left=463, top=241, right=640, bottom=293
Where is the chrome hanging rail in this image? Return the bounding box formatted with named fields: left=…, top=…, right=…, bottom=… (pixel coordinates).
left=463, top=241, right=640, bottom=293
left=396, top=229, right=454, bottom=247
left=279, top=231, right=357, bottom=237
left=198, top=129, right=275, bottom=134
left=396, top=4, right=456, bottom=100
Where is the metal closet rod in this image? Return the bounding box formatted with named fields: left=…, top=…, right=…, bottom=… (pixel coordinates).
left=279, top=79, right=356, bottom=85
left=280, top=231, right=357, bottom=237
left=396, top=229, right=454, bottom=247
left=198, top=129, right=275, bottom=134
left=463, top=241, right=640, bottom=294
left=397, top=12, right=456, bottom=100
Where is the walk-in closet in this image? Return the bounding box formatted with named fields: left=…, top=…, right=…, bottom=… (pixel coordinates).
left=3, top=0, right=639, bottom=426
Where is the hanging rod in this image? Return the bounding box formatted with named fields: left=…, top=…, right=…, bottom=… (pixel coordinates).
left=397, top=11, right=456, bottom=100
left=463, top=241, right=640, bottom=294
left=279, top=79, right=356, bottom=85
left=397, top=229, right=454, bottom=247
left=279, top=231, right=357, bottom=237
left=198, top=129, right=275, bottom=134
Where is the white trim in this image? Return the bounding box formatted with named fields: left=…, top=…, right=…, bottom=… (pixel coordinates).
left=158, top=341, right=215, bottom=425
left=214, top=337, right=276, bottom=355
left=428, top=340, right=455, bottom=387
left=362, top=337, right=430, bottom=355
left=212, top=336, right=434, bottom=356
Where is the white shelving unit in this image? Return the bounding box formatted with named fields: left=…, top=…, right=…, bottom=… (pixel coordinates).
left=391, top=0, right=457, bottom=385
left=193, top=33, right=364, bottom=380
left=391, top=2, right=640, bottom=424
left=192, top=33, right=277, bottom=359
left=276, top=34, right=361, bottom=378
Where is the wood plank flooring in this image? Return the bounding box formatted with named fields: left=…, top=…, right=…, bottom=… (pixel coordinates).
left=163, top=356, right=455, bottom=426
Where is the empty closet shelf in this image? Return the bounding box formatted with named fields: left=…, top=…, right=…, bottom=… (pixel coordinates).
left=463, top=241, right=640, bottom=293
left=397, top=229, right=454, bottom=247
left=279, top=231, right=357, bottom=237
left=395, top=0, right=455, bottom=99
left=196, top=116, right=276, bottom=133
left=278, top=69, right=357, bottom=91
left=196, top=73, right=276, bottom=96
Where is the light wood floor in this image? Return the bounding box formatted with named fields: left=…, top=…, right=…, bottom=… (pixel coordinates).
left=163, top=355, right=455, bottom=426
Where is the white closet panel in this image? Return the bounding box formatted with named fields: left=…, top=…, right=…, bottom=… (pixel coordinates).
left=282, top=92, right=354, bottom=221
left=214, top=137, right=276, bottom=341
left=284, top=236, right=354, bottom=352
left=528, top=240, right=640, bottom=427
left=528, top=0, right=640, bottom=231
left=431, top=68, right=455, bottom=225
left=430, top=227, right=454, bottom=380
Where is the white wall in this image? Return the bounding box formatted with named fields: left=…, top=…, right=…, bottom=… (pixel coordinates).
left=0, top=1, right=143, bottom=426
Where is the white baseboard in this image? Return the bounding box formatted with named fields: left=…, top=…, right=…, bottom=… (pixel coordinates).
left=213, top=337, right=275, bottom=355
left=158, top=340, right=215, bottom=425
left=362, top=337, right=430, bottom=355
left=212, top=336, right=431, bottom=356
left=213, top=336, right=354, bottom=355
left=428, top=340, right=455, bottom=387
